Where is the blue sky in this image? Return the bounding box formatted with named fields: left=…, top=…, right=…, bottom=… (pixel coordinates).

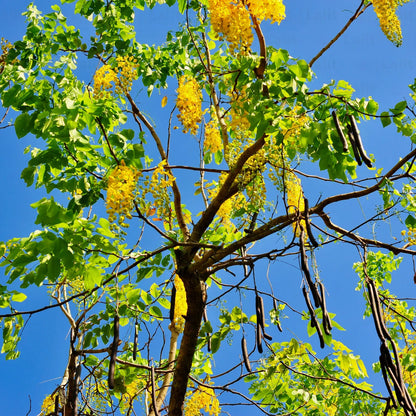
left=1, top=1, right=416, bottom=415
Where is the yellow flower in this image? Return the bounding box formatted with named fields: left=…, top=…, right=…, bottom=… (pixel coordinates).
left=93, top=64, right=118, bottom=98
left=176, top=75, right=203, bottom=135
left=93, top=56, right=138, bottom=98
left=40, top=394, right=56, bottom=416
left=173, top=274, right=188, bottom=333
left=184, top=382, right=221, bottom=416
left=208, top=0, right=253, bottom=54
left=286, top=171, right=306, bottom=237
left=106, top=160, right=140, bottom=227
left=204, top=120, right=223, bottom=154
left=372, top=0, right=410, bottom=46
left=246, top=0, right=286, bottom=24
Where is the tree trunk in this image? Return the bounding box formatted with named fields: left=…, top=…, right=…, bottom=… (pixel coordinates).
left=168, top=270, right=206, bottom=416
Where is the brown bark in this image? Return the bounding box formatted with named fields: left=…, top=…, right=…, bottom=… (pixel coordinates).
left=168, top=266, right=207, bottom=416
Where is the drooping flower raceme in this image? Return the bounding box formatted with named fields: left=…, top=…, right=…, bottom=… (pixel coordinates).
left=246, top=0, right=286, bottom=24
left=286, top=171, right=306, bottom=238
left=176, top=75, right=203, bottom=135
left=372, top=0, right=410, bottom=46
left=204, top=120, right=223, bottom=154
left=106, top=160, right=140, bottom=227
left=208, top=0, right=253, bottom=54
left=93, top=64, right=118, bottom=98
left=172, top=274, right=188, bottom=333
left=93, top=56, right=138, bottom=98
left=184, top=382, right=221, bottom=416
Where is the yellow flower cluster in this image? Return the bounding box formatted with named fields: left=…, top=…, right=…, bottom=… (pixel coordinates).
left=286, top=171, right=306, bottom=237
left=204, top=120, right=223, bottom=154
left=208, top=0, right=253, bottom=54
left=372, top=0, right=410, bottom=46
left=106, top=160, right=140, bottom=227
left=401, top=228, right=416, bottom=245
left=184, top=384, right=221, bottom=416
left=173, top=274, right=188, bottom=333
left=93, top=64, right=118, bottom=98
left=176, top=75, right=203, bottom=135
left=40, top=394, right=56, bottom=416
left=115, top=56, right=138, bottom=94
left=246, top=0, right=286, bottom=24
left=119, top=376, right=146, bottom=414
left=93, top=56, right=138, bottom=98
left=148, top=160, right=175, bottom=220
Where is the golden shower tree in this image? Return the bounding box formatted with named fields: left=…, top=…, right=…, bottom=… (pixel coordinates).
left=1, top=0, right=416, bottom=415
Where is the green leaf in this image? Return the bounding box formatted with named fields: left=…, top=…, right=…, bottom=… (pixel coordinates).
left=178, top=0, right=186, bottom=13
left=84, top=266, right=102, bottom=290
left=380, top=112, right=391, bottom=127
left=11, top=293, right=27, bottom=303
left=15, top=113, right=33, bottom=138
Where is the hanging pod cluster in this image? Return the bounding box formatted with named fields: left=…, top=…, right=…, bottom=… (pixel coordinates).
left=366, top=278, right=416, bottom=415
left=332, top=111, right=372, bottom=168
left=299, top=227, right=332, bottom=349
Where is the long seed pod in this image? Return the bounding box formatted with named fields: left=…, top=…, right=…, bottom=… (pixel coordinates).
left=169, top=285, right=176, bottom=323
left=256, top=295, right=266, bottom=332
left=299, top=227, right=321, bottom=307
left=366, top=281, right=387, bottom=341
left=318, top=282, right=332, bottom=335
left=241, top=336, right=252, bottom=372
left=133, top=320, right=138, bottom=361
left=331, top=110, right=349, bottom=152
left=347, top=125, right=362, bottom=165
left=380, top=354, right=398, bottom=409
left=256, top=322, right=263, bottom=353
left=302, top=287, right=317, bottom=328
left=348, top=114, right=373, bottom=168
left=367, top=279, right=390, bottom=340
left=108, top=314, right=119, bottom=390
left=303, top=287, right=325, bottom=348
left=303, top=198, right=319, bottom=248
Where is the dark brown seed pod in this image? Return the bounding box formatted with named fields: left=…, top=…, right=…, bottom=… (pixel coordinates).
left=207, top=336, right=212, bottom=352
left=272, top=298, right=283, bottom=332
left=347, top=125, right=362, bottom=166
left=302, top=287, right=325, bottom=347
left=348, top=114, right=373, bottom=168
left=108, top=314, right=119, bottom=390
left=331, top=110, right=349, bottom=153
left=256, top=322, right=263, bottom=353
left=318, top=282, right=332, bottom=335
left=263, top=332, right=273, bottom=341
left=256, top=295, right=266, bottom=332
left=302, top=287, right=317, bottom=329
left=169, top=285, right=176, bottom=323
left=367, top=279, right=390, bottom=341
left=133, top=320, right=138, bottom=361
left=241, top=336, right=252, bottom=372
left=299, top=227, right=321, bottom=307
left=303, top=198, right=319, bottom=248
left=366, top=281, right=386, bottom=341
left=380, top=354, right=398, bottom=409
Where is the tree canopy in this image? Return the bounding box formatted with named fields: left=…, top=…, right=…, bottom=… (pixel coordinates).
left=1, top=0, right=416, bottom=415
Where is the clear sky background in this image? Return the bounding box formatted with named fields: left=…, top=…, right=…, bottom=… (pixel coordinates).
left=1, top=1, right=416, bottom=415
